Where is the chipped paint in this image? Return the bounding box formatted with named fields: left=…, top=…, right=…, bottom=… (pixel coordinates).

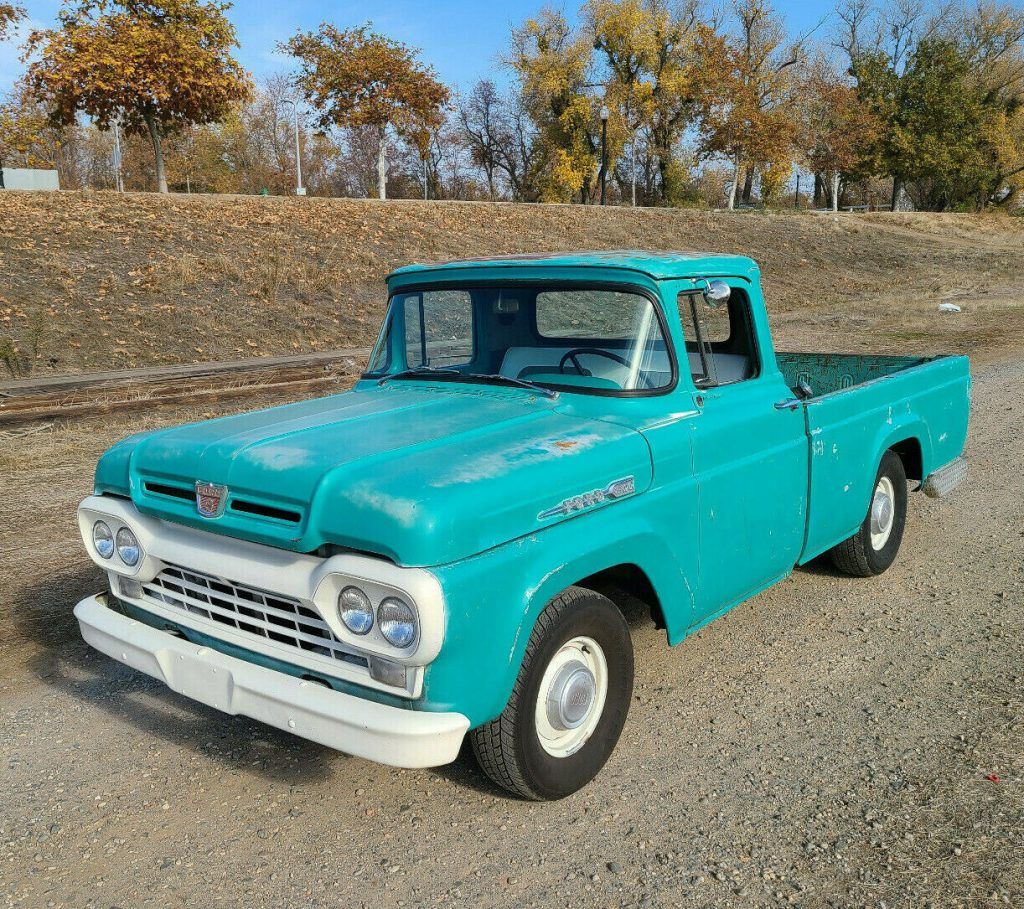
left=429, top=431, right=605, bottom=487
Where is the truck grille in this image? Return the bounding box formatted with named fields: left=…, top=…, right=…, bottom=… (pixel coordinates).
left=141, top=565, right=366, bottom=668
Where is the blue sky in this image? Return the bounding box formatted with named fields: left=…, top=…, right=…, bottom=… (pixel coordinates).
left=2, top=0, right=838, bottom=97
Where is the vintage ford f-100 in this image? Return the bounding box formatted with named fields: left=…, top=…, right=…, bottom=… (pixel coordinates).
left=75, top=251, right=970, bottom=799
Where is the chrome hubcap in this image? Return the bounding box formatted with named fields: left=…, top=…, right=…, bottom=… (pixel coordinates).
left=535, top=636, right=608, bottom=758
left=546, top=661, right=597, bottom=730
left=870, top=476, right=896, bottom=550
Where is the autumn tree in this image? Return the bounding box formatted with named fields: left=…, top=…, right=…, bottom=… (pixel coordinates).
left=588, top=0, right=706, bottom=205
left=0, top=86, right=50, bottom=181
left=509, top=8, right=606, bottom=203
left=0, top=3, right=23, bottom=41
left=696, top=0, right=802, bottom=209
left=800, top=59, right=880, bottom=210
left=25, top=0, right=251, bottom=193
left=284, top=24, right=449, bottom=201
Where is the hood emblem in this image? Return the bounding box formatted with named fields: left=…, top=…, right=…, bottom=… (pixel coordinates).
left=195, top=481, right=228, bottom=518
left=538, top=476, right=635, bottom=520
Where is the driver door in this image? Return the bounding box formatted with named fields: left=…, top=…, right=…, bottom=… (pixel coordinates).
left=680, top=285, right=808, bottom=625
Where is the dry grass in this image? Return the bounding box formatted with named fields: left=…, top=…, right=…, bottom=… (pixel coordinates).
left=0, top=391, right=315, bottom=662
left=1, top=192, right=1023, bottom=378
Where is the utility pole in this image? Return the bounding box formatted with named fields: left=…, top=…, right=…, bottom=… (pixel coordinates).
left=282, top=99, right=305, bottom=196
left=599, top=105, right=609, bottom=205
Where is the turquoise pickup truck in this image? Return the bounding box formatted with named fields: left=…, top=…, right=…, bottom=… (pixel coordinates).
left=75, top=251, right=970, bottom=800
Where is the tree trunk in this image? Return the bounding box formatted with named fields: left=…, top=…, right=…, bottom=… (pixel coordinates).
left=813, top=174, right=823, bottom=208
left=727, top=157, right=741, bottom=210
left=741, top=167, right=754, bottom=205
left=377, top=127, right=388, bottom=201
left=890, top=177, right=902, bottom=212
left=144, top=110, right=168, bottom=194
left=831, top=172, right=841, bottom=213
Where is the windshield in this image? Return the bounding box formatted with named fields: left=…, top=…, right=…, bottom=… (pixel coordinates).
left=364, top=285, right=674, bottom=395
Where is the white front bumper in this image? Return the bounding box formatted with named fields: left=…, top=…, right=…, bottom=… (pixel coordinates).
left=75, top=595, right=469, bottom=769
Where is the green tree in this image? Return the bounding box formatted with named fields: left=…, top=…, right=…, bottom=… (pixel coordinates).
left=25, top=0, right=251, bottom=193
left=857, top=36, right=1019, bottom=210
left=284, top=24, right=450, bottom=200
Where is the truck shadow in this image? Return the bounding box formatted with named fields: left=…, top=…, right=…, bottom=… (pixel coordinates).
left=794, top=553, right=847, bottom=578
left=11, top=568, right=343, bottom=785
left=9, top=569, right=655, bottom=799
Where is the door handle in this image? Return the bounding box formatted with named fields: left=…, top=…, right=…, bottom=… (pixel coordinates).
left=774, top=397, right=802, bottom=411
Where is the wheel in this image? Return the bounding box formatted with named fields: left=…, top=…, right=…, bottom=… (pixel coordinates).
left=470, top=586, right=633, bottom=800
left=830, top=450, right=908, bottom=577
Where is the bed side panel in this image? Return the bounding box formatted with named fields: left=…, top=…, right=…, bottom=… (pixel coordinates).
left=799, top=355, right=970, bottom=563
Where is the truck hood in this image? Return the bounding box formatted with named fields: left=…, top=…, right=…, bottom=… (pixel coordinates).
left=102, top=383, right=652, bottom=566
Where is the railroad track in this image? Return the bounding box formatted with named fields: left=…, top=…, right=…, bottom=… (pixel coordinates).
left=0, top=347, right=369, bottom=426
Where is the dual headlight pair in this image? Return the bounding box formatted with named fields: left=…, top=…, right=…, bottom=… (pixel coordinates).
left=338, top=586, right=417, bottom=649
left=92, top=520, right=141, bottom=567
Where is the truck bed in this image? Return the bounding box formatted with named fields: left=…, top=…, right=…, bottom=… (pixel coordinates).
left=776, top=352, right=933, bottom=398
left=775, top=352, right=971, bottom=564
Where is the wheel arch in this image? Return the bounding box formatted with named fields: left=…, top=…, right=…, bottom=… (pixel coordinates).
left=573, top=562, right=667, bottom=631
left=873, top=420, right=931, bottom=488
left=888, top=435, right=924, bottom=483
left=425, top=514, right=694, bottom=729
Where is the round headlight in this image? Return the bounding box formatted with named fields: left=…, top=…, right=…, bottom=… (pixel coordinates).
left=93, top=521, right=114, bottom=559
left=378, top=597, right=417, bottom=649
left=115, top=526, right=141, bottom=566
left=338, top=586, right=373, bottom=635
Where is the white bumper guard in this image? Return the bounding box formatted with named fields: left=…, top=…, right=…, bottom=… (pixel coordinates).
left=75, top=595, right=469, bottom=768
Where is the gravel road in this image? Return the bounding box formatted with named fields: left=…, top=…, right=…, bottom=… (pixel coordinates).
left=2, top=358, right=1021, bottom=909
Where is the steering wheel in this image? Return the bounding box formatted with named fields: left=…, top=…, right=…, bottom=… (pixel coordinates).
left=558, top=347, right=654, bottom=389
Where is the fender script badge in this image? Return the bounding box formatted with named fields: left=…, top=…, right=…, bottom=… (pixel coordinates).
left=195, top=481, right=228, bottom=518
left=538, top=476, right=635, bottom=520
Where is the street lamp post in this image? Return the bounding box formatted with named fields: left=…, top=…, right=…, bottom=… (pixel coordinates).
left=599, top=105, right=609, bottom=206
left=282, top=99, right=305, bottom=196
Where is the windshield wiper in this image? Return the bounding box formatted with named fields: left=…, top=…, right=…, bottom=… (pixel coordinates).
left=377, top=367, right=557, bottom=398
left=455, top=373, right=559, bottom=398
left=376, top=366, right=460, bottom=387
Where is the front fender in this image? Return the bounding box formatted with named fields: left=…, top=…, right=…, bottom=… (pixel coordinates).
left=422, top=497, right=694, bottom=728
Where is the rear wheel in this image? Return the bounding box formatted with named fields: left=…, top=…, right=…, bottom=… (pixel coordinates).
left=830, top=450, right=908, bottom=577
left=470, top=586, right=633, bottom=800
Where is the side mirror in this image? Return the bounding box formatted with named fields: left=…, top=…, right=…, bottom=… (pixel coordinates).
left=701, top=279, right=731, bottom=309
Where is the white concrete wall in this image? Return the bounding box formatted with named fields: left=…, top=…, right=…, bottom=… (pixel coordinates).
left=0, top=168, right=60, bottom=191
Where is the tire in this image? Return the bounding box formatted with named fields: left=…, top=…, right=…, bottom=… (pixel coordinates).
left=470, top=586, right=633, bottom=800
left=830, top=450, right=908, bottom=577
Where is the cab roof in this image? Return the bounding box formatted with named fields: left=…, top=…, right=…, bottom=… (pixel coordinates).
left=387, top=250, right=759, bottom=283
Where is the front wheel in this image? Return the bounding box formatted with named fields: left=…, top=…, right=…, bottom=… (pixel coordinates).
left=470, top=586, right=633, bottom=800
left=830, top=450, right=908, bottom=577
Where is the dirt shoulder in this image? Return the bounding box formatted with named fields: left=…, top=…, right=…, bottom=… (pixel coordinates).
left=1, top=192, right=1023, bottom=378
left=1, top=356, right=1021, bottom=909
